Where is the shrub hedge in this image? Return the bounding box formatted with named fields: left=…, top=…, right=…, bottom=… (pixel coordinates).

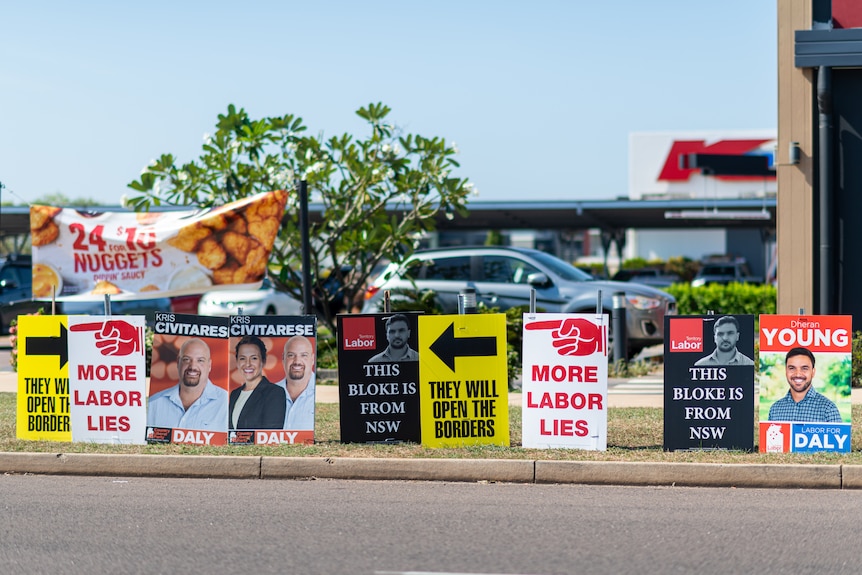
left=663, top=282, right=777, bottom=316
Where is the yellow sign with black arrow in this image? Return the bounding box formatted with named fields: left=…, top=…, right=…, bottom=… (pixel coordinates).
left=418, top=314, right=509, bottom=448
left=17, top=315, right=72, bottom=441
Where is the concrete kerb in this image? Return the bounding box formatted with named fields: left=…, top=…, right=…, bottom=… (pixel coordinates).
left=260, top=457, right=535, bottom=483
left=534, top=460, right=845, bottom=489
left=839, top=465, right=862, bottom=488
left=1, top=453, right=861, bottom=488
left=0, top=452, right=261, bottom=479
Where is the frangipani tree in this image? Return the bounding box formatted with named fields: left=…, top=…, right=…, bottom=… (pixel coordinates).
left=127, top=102, right=473, bottom=331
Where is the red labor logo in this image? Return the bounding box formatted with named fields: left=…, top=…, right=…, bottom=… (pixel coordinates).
left=341, top=316, right=377, bottom=350
left=525, top=318, right=604, bottom=356
left=668, top=317, right=703, bottom=353
left=70, top=320, right=144, bottom=356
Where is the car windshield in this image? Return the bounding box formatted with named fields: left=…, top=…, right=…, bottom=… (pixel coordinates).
left=526, top=250, right=594, bottom=282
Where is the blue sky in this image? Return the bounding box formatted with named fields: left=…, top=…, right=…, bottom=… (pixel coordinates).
left=0, top=1, right=777, bottom=206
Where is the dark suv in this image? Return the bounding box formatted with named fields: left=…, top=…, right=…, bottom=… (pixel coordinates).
left=0, top=254, right=174, bottom=334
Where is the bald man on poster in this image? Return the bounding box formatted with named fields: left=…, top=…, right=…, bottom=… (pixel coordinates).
left=274, top=335, right=316, bottom=430
left=147, top=337, right=228, bottom=431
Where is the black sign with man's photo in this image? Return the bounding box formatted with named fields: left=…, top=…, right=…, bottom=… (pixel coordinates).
left=337, top=313, right=422, bottom=443
left=663, top=314, right=756, bottom=451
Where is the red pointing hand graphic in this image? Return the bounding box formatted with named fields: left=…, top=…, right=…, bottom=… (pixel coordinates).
left=70, top=320, right=143, bottom=356
left=525, top=318, right=604, bottom=356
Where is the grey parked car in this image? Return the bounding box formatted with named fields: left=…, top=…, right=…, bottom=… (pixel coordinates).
left=362, top=246, right=677, bottom=356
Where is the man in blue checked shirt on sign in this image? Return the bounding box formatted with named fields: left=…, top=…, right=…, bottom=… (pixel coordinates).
left=147, top=338, right=228, bottom=431
left=768, top=347, right=841, bottom=423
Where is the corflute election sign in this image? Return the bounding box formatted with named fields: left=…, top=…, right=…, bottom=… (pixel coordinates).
left=17, top=315, right=72, bottom=442
left=337, top=313, right=422, bottom=444
left=68, top=316, right=147, bottom=443
left=521, top=313, right=608, bottom=450
left=226, top=314, right=317, bottom=446
left=664, top=314, right=756, bottom=451
left=146, top=313, right=230, bottom=446
left=418, top=314, right=509, bottom=448
left=758, top=314, right=852, bottom=453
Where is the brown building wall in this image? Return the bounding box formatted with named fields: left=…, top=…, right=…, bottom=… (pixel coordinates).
left=776, top=0, right=814, bottom=313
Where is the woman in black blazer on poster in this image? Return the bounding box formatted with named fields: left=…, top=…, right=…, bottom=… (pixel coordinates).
left=229, top=336, right=286, bottom=430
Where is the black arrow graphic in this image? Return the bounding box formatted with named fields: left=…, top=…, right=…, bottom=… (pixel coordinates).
left=429, top=322, right=497, bottom=371
left=25, top=323, right=69, bottom=369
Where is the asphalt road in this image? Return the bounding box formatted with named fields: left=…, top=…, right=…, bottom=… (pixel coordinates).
left=2, top=475, right=861, bottom=575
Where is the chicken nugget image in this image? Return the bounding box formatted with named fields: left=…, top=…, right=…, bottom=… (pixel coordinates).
left=30, top=205, right=62, bottom=230
left=221, top=230, right=252, bottom=262
left=167, top=224, right=211, bottom=252
left=199, top=212, right=229, bottom=232
left=265, top=188, right=288, bottom=206
left=237, top=243, right=269, bottom=283
left=212, top=261, right=241, bottom=285
left=247, top=190, right=286, bottom=220
left=226, top=215, right=248, bottom=235
left=247, top=217, right=280, bottom=249
left=195, top=237, right=227, bottom=270
left=31, top=221, right=60, bottom=246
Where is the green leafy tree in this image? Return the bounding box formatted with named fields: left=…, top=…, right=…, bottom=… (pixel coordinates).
left=126, top=103, right=473, bottom=332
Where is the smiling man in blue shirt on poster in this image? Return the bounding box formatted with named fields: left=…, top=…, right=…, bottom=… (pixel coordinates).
left=768, top=347, right=841, bottom=423
left=147, top=338, right=228, bottom=430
